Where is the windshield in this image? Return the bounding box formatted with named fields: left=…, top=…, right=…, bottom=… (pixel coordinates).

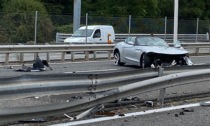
left=72, top=29, right=94, bottom=37
left=136, top=37, right=169, bottom=47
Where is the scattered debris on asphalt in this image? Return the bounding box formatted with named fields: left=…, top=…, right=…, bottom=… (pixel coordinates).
left=119, top=113, right=125, bottom=116
left=15, top=56, right=52, bottom=72
left=175, top=113, right=179, bottom=117
left=18, top=118, right=46, bottom=123
left=72, top=95, right=83, bottom=99
left=144, top=101, right=154, bottom=107
left=74, top=104, right=104, bottom=120
left=182, top=108, right=194, bottom=112
left=95, top=111, right=115, bottom=117
left=200, top=101, right=210, bottom=106
left=179, top=111, right=185, bottom=115
left=64, top=114, right=74, bottom=120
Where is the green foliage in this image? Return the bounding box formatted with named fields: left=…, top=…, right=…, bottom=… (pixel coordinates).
left=55, top=24, right=73, bottom=33
left=0, top=0, right=53, bottom=43
left=40, top=0, right=73, bottom=14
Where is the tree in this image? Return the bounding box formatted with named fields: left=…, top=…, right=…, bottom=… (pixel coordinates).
left=41, top=0, right=73, bottom=14
left=179, top=0, right=205, bottom=19
left=0, top=0, right=54, bottom=43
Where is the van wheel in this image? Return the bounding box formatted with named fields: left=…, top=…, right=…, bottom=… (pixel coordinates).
left=141, top=53, right=150, bottom=69
left=114, top=52, right=125, bottom=66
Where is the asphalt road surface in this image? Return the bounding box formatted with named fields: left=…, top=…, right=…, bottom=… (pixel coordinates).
left=0, top=55, right=210, bottom=78
left=1, top=55, right=210, bottom=126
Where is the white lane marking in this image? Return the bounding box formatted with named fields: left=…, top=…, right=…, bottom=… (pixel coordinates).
left=50, top=101, right=205, bottom=126
left=64, top=69, right=118, bottom=73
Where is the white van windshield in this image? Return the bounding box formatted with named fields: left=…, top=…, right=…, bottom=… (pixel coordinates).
left=72, top=29, right=94, bottom=37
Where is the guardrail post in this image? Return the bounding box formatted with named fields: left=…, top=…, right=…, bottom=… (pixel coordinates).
left=46, top=52, right=50, bottom=62
left=71, top=52, right=75, bottom=61
left=19, top=53, right=24, bottom=63
left=5, top=53, right=9, bottom=65
left=45, top=43, right=50, bottom=62
left=157, top=67, right=165, bottom=107
left=85, top=51, right=89, bottom=61
left=93, top=51, right=97, bottom=60
left=195, top=48, right=199, bottom=55
left=34, top=53, right=38, bottom=60
left=108, top=51, right=112, bottom=60
left=18, top=43, right=24, bottom=63
left=61, top=52, right=65, bottom=62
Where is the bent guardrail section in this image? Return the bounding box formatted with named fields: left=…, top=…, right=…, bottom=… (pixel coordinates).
left=0, top=68, right=159, bottom=100
left=0, top=66, right=210, bottom=123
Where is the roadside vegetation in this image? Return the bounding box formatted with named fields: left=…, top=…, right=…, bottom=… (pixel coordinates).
left=0, top=0, right=209, bottom=43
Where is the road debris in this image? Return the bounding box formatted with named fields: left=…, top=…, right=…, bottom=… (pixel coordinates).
left=74, top=104, right=104, bottom=120
left=95, top=111, right=115, bottom=117
left=182, top=108, right=194, bottom=112
left=15, top=56, right=52, bottom=72
left=179, top=111, right=185, bottom=115
left=119, top=113, right=125, bottom=116
left=144, top=101, right=154, bottom=107
left=175, top=113, right=179, bottom=117
left=200, top=101, right=210, bottom=106
left=72, top=95, right=83, bottom=99
left=64, top=114, right=74, bottom=120
left=18, top=118, right=46, bottom=123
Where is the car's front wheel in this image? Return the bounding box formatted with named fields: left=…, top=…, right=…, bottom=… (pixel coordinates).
left=114, top=52, right=125, bottom=66
left=141, top=53, right=151, bottom=68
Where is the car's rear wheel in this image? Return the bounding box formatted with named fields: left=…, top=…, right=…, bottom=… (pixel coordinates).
left=141, top=53, right=151, bottom=68
left=114, top=52, right=125, bottom=66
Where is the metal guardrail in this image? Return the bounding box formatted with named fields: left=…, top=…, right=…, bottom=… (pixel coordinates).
left=0, top=44, right=114, bottom=65
left=0, top=68, right=158, bottom=100
left=1, top=42, right=210, bottom=65
left=1, top=65, right=209, bottom=100
left=56, top=32, right=209, bottom=43
left=0, top=66, right=210, bottom=123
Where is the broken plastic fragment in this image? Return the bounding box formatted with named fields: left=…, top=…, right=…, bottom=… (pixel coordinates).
left=145, top=101, right=154, bottom=107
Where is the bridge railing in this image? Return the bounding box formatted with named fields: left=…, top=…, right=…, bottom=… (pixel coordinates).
left=56, top=32, right=209, bottom=43
left=0, top=43, right=210, bottom=65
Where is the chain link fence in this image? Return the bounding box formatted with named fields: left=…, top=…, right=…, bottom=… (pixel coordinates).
left=0, top=12, right=209, bottom=44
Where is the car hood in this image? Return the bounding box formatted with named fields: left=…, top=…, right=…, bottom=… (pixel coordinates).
left=64, top=37, right=91, bottom=43
left=138, top=46, right=188, bottom=55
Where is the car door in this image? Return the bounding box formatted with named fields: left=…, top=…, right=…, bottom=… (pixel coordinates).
left=122, top=37, right=140, bottom=65
left=92, top=29, right=102, bottom=43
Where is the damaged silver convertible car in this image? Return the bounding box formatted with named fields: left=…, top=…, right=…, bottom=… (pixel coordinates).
left=114, top=36, right=193, bottom=68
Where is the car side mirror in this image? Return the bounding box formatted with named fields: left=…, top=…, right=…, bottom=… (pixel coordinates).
left=127, top=41, right=134, bottom=45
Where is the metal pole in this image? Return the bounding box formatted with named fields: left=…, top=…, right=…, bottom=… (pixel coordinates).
left=173, top=0, right=179, bottom=44
left=128, top=15, right=131, bottom=36
left=164, top=17, right=167, bottom=40
left=73, top=0, right=81, bottom=32
left=85, top=13, right=88, bottom=44
left=157, top=67, right=166, bottom=107
left=196, top=18, right=199, bottom=42
left=34, top=11, right=38, bottom=45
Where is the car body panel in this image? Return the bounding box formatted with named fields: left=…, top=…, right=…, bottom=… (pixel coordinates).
left=114, top=36, right=192, bottom=67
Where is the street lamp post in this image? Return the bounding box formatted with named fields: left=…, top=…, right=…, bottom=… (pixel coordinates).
left=73, top=0, right=81, bottom=32
left=173, top=0, right=179, bottom=44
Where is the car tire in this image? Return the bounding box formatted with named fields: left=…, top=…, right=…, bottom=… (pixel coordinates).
left=114, top=52, right=125, bottom=66
left=141, top=53, right=151, bottom=68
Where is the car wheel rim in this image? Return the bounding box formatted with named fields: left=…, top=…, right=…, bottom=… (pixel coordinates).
left=114, top=53, right=119, bottom=65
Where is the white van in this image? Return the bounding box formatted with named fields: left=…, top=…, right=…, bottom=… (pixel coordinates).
left=64, top=25, right=115, bottom=44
